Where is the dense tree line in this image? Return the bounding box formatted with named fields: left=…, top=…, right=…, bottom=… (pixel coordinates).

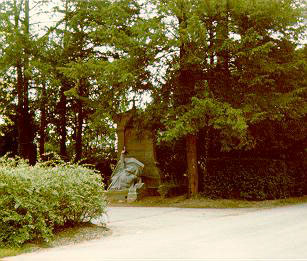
left=0, top=0, right=306, bottom=196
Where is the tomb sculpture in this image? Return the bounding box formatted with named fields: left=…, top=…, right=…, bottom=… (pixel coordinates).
left=108, top=147, right=144, bottom=191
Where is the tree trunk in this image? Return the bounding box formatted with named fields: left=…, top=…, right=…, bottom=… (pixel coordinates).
left=39, top=82, right=47, bottom=158
left=59, top=86, right=68, bottom=159
left=57, top=0, right=70, bottom=161
left=75, top=104, right=83, bottom=162
left=16, top=0, right=36, bottom=165
left=208, top=18, right=215, bottom=66
left=186, top=134, right=198, bottom=196
left=15, top=0, right=24, bottom=160
left=75, top=79, right=85, bottom=162
left=16, top=64, right=25, bottom=157
left=201, top=127, right=210, bottom=192
left=216, top=0, right=230, bottom=76
left=177, top=13, right=200, bottom=197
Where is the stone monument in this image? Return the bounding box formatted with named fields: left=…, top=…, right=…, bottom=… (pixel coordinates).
left=109, top=109, right=161, bottom=201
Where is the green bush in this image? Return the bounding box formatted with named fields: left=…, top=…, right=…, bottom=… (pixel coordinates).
left=202, top=158, right=303, bottom=200
left=286, top=157, right=307, bottom=196
left=0, top=157, right=106, bottom=246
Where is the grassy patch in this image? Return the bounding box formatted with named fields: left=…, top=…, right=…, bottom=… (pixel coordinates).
left=109, top=195, right=307, bottom=209
left=0, top=245, right=38, bottom=259
left=0, top=223, right=109, bottom=259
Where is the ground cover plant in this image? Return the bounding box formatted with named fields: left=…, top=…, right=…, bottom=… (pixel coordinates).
left=0, top=157, right=107, bottom=247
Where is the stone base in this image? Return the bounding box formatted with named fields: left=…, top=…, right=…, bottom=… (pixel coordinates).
left=105, top=189, right=129, bottom=202
left=127, top=182, right=145, bottom=202
left=105, top=185, right=159, bottom=203
left=127, top=192, right=138, bottom=202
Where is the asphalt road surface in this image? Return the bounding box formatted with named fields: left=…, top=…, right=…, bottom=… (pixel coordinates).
left=5, top=204, right=307, bottom=260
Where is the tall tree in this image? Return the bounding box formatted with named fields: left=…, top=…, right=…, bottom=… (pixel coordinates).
left=0, top=0, right=38, bottom=164
left=144, top=0, right=306, bottom=196
left=59, top=0, right=153, bottom=161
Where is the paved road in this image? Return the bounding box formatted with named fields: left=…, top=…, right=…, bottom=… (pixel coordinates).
left=5, top=204, right=307, bottom=260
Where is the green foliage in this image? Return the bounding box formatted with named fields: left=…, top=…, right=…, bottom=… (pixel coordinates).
left=0, top=157, right=106, bottom=247
left=0, top=0, right=306, bottom=199
left=160, top=97, right=250, bottom=150
left=202, top=158, right=305, bottom=200
left=156, top=139, right=187, bottom=185
left=150, top=0, right=306, bottom=148
left=286, top=156, right=307, bottom=196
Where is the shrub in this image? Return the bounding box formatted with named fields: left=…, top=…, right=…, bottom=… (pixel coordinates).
left=286, top=156, right=307, bottom=196
left=0, top=157, right=106, bottom=246
left=202, top=158, right=303, bottom=200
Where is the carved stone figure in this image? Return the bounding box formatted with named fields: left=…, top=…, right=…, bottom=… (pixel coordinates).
left=108, top=149, right=144, bottom=191
left=114, top=110, right=161, bottom=189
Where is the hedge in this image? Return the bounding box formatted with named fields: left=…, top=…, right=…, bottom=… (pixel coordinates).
left=202, top=158, right=306, bottom=200
left=0, top=157, right=107, bottom=246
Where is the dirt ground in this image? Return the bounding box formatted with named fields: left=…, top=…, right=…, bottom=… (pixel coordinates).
left=5, top=203, right=307, bottom=260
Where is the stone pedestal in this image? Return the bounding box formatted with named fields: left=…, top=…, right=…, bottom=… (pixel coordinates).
left=105, top=189, right=128, bottom=202
left=127, top=192, right=138, bottom=202
left=105, top=184, right=145, bottom=203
